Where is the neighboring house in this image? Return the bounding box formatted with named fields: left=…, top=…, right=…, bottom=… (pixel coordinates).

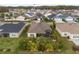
left=16, top=16, right=25, bottom=21
left=45, top=13, right=64, bottom=23
left=47, top=14, right=56, bottom=20
left=32, top=13, right=44, bottom=20
left=0, top=22, right=26, bottom=38
left=64, top=16, right=76, bottom=23
left=54, top=13, right=76, bottom=23
left=54, top=13, right=64, bottom=23
left=25, top=13, right=34, bottom=18
left=28, top=22, right=52, bottom=37
left=56, top=23, right=79, bottom=45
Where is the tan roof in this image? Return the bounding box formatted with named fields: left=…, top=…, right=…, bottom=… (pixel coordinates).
left=56, top=23, right=79, bottom=34
left=28, top=22, right=52, bottom=33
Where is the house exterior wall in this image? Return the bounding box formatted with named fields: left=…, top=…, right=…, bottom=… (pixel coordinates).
left=56, top=27, right=70, bottom=37
left=28, top=33, right=36, bottom=37
left=9, top=33, right=19, bottom=38
left=56, top=26, right=79, bottom=40
left=16, top=16, right=25, bottom=21
left=61, top=32, right=70, bottom=37
left=70, top=34, right=79, bottom=40
left=65, top=18, right=73, bottom=21
left=54, top=18, right=64, bottom=23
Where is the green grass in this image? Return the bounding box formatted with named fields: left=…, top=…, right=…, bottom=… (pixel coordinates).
left=0, top=23, right=77, bottom=54
left=0, top=38, right=19, bottom=53
left=52, top=29, right=75, bottom=53
left=0, top=24, right=30, bottom=54
left=20, top=25, right=30, bottom=37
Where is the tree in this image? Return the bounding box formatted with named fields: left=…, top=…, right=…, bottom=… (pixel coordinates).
left=28, top=40, right=38, bottom=52
left=18, top=40, right=28, bottom=50
left=9, top=13, right=13, bottom=19
left=10, top=13, right=13, bottom=17
left=0, top=13, right=4, bottom=18
left=51, top=20, right=56, bottom=30
left=37, top=37, right=54, bottom=52
left=45, top=43, right=54, bottom=52
left=18, top=38, right=38, bottom=52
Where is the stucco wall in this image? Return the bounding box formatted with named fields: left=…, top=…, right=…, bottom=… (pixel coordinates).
left=54, top=18, right=64, bottom=23
left=9, top=33, right=19, bottom=38
left=28, top=33, right=36, bottom=37
left=70, top=34, right=79, bottom=40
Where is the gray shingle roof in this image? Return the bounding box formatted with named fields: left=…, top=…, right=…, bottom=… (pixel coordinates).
left=28, top=22, right=52, bottom=33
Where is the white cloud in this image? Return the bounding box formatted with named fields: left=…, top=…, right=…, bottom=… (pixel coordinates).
left=0, top=0, right=79, bottom=6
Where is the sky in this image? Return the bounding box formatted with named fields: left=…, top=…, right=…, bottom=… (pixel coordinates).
left=0, top=0, right=79, bottom=6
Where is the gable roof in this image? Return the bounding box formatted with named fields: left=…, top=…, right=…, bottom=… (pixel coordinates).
left=56, top=23, right=79, bottom=34
left=28, top=22, right=51, bottom=33
left=47, top=14, right=56, bottom=19
left=0, top=22, right=25, bottom=33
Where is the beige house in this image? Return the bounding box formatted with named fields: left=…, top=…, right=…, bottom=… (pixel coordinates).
left=56, top=23, right=79, bottom=45
left=27, top=22, right=52, bottom=37
left=16, top=16, right=25, bottom=21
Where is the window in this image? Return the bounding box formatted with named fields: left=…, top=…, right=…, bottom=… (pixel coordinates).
left=12, top=34, right=16, bottom=36
left=30, top=34, right=34, bottom=37
left=64, top=33, right=68, bottom=36
left=73, top=36, right=79, bottom=38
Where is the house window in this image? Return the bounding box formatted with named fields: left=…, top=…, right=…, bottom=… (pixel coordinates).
left=64, top=33, right=67, bottom=36
left=30, top=34, right=34, bottom=37
left=12, top=34, right=16, bottom=36
left=73, top=36, right=79, bottom=38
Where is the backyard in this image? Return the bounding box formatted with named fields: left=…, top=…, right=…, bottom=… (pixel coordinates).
left=0, top=22, right=77, bottom=54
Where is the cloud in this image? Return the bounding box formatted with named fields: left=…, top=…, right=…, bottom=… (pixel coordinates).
left=0, top=0, right=79, bottom=6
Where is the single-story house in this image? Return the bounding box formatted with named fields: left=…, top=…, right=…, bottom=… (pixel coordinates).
left=16, top=15, right=25, bottom=21
left=46, top=13, right=64, bottom=23
left=56, top=23, right=79, bottom=45
left=0, top=22, right=26, bottom=38
left=64, top=15, right=76, bottom=23
left=54, top=13, right=64, bottom=23
left=27, top=22, right=52, bottom=37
